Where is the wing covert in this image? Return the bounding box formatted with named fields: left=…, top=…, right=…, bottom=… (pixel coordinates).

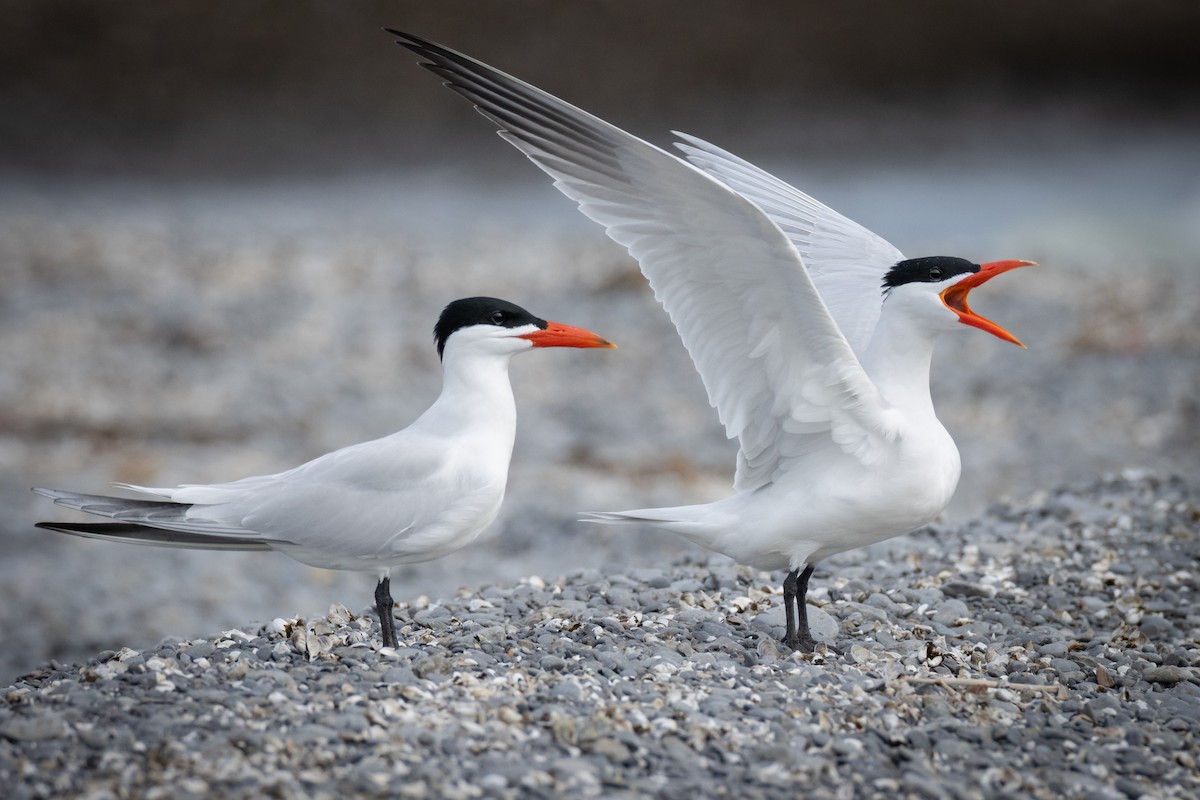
left=673, top=133, right=905, bottom=357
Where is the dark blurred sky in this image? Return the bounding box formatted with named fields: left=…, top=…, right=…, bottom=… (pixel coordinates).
left=3, top=0, right=1198, bottom=178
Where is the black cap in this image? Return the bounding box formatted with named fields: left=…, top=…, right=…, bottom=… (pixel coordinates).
left=882, top=256, right=979, bottom=294
left=434, top=297, right=548, bottom=359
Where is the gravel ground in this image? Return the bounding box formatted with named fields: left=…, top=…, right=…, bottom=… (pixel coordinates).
left=2, top=473, right=1197, bottom=798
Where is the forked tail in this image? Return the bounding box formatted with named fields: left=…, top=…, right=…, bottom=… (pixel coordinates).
left=578, top=504, right=734, bottom=550
left=32, top=487, right=272, bottom=548
left=579, top=510, right=671, bottom=525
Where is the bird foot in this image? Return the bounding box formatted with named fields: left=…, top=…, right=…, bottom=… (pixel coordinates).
left=781, top=634, right=842, bottom=657
left=379, top=624, right=398, bottom=650
left=782, top=633, right=817, bottom=653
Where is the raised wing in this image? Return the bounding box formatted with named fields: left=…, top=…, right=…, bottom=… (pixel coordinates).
left=673, top=133, right=905, bottom=357
left=389, top=31, right=903, bottom=489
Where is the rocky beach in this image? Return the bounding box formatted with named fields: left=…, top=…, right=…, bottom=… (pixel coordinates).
left=3, top=475, right=1198, bottom=798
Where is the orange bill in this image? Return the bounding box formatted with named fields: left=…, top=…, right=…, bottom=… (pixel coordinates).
left=940, top=260, right=1036, bottom=347
left=519, top=321, right=616, bottom=349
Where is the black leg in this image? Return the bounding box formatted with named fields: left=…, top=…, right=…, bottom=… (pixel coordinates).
left=375, top=576, right=398, bottom=648
left=782, top=568, right=799, bottom=648
left=781, top=564, right=817, bottom=653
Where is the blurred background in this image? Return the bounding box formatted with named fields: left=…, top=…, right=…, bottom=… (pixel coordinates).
left=2, top=1, right=1197, bottom=682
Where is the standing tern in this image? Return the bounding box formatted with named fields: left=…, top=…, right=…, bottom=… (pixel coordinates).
left=34, top=297, right=615, bottom=648
left=388, top=31, right=1035, bottom=652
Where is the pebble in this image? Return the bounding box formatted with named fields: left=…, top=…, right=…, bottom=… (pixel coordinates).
left=1143, top=666, right=1194, bottom=686
left=0, top=714, right=69, bottom=742
left=1, top=475, right=1198, bottom=798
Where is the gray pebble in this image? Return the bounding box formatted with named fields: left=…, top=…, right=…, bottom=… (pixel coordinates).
left=941, top=580, right=996, bottom=599
left=1038, top=640, right=1070, bottom=658
left=1143, top=666, right=1194, bottom=685
left=0, top=714, right=69, bottom=742
left=932, top=598, right=970, bottom=625
left=2, top=476, right=1198, bottom=799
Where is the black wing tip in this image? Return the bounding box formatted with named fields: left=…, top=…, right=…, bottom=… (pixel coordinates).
left=383, top=29, right=461, bottom=79
left=35, top=521, right=143, bottom=535
left=34, top=521, right=266, bottom=550
left=383, top=28, right=439, bottom=56
left=381, top=27, right=414, bottom=41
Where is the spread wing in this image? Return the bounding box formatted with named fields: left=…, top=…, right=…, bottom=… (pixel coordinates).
left=390, top=31, right=903, bottom=490
left=673, top=133, right=905, bottom=357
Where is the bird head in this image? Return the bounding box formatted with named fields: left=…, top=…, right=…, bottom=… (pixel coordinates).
left=434, top=297, right=615, bottom=360
left=881, top=257, right=1035, bottom=347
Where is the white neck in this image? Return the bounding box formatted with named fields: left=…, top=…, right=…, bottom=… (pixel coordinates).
left=415, top=346, right=519, bottom=444
left=860, top=302, right=941, bottom=421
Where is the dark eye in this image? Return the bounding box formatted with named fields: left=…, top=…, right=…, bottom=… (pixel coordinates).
left=490, top=310, right=506, bottom=324
left=928, top=266, right=943, bottom=280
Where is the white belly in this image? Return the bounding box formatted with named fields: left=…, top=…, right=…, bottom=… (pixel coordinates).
left=713, top=432, right=962, bottom=570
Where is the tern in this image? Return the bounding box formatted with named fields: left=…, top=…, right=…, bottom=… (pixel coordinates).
left=34, top=297, right=615, bottom=648
left=389, top=31, right=1035, bottom=652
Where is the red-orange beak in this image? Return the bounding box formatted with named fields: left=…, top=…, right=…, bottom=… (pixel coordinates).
left=519, top=321, right=616, bottom=349
left=939, top=259, right=1036, bottom=348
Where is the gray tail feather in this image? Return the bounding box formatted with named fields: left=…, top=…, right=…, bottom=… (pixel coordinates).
left=579, top=511, right=659, bottom=525
left=32, top=486, right=273, bottom=541
left=32, top=487, right=185, bottom=520
left=35, top=522, right=272, bottom=551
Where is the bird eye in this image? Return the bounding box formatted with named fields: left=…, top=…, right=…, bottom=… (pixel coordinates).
left=490, top=310, right=506, bottom=324
left=928, top=266, right=943, bottom=280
